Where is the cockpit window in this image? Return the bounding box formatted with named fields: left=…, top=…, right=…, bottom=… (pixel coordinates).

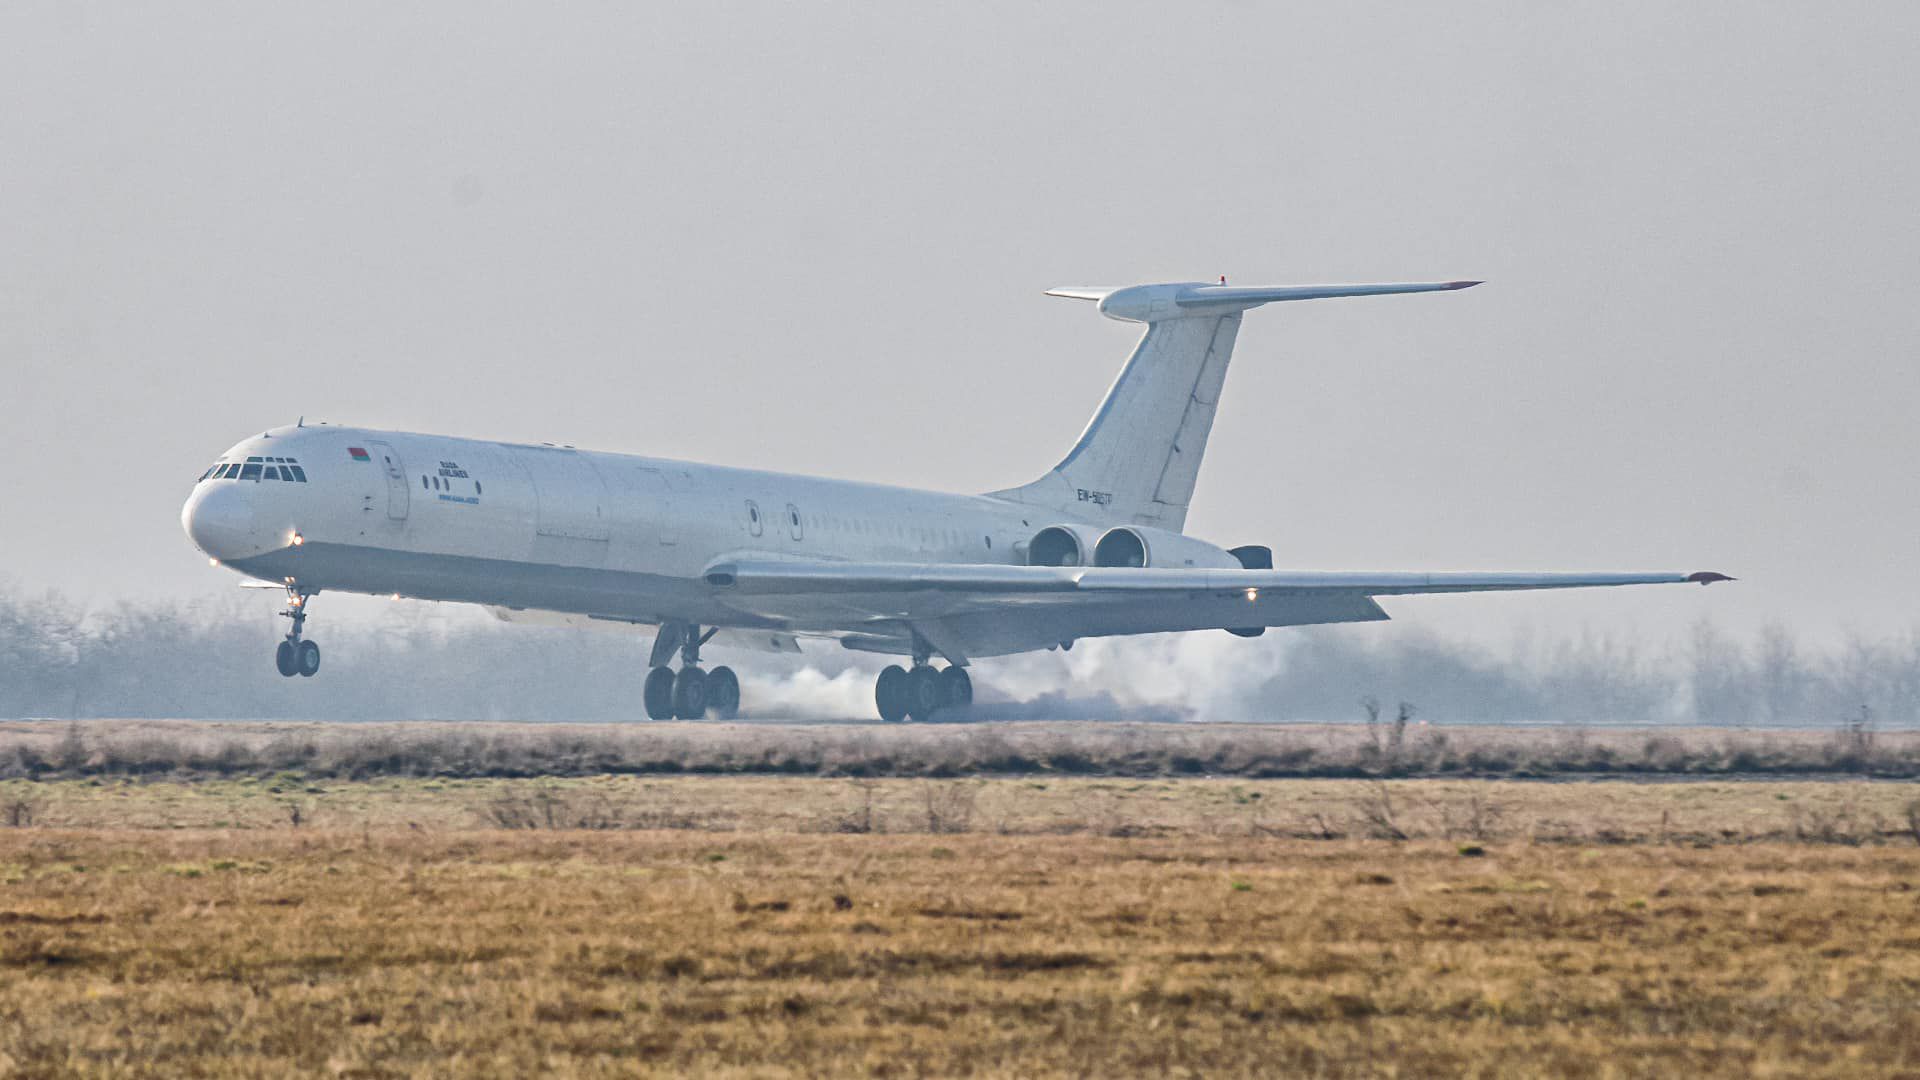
left=202, top=456, right=307, bottom=482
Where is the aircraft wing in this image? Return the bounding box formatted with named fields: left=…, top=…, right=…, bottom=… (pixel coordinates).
left=703, top=558, right=1730, bottom=660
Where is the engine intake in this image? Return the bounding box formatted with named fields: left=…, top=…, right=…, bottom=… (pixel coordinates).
left=1094, top=527, right=1149, bottom=568
left=1027, top=526, right=1085, bottom=567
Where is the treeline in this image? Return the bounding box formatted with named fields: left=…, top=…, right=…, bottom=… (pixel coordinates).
left=1230, top=623, right=1920, bottom=729
left=0, top=588, right=643, bottom=721
left=0, top=585, right=1917, bottom=726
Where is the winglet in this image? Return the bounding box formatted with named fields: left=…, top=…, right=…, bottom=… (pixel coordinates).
left=1685, top=571, right=1735, bottom=585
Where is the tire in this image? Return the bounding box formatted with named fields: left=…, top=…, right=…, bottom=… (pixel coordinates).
left=706, top=666, right=741, bottom=720
left=672, top=666, right=709, bottom=720
left=296, top=639, right=321, bottom=677
left=875, top=665, right=909, bottom=723
left=938, top=666, right=973, bottom=711
left=275, top=640, right=297, bottom=678
left=643, top=666, right=676, bottom=721
left=905, top=665, right=942, bottom=722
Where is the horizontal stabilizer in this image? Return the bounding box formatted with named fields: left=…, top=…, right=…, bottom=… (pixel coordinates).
left=1046, top=279, right=1480, bottom=322
left=1007, top=276, right=1481, bottom=532
left=1174, top=280, right=1480, bottom=309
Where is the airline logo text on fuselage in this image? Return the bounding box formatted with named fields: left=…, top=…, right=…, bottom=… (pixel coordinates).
left=437, top=461, right=480, bottom=506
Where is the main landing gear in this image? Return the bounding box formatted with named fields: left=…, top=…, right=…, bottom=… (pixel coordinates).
left=272, top=585, right=321, bottom=678
left=874, top=644, right=973, bottom=723
left=643, top=623, right=740, bottom=721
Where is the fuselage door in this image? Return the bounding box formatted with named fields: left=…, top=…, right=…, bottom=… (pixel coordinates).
left=597, top=464, right=678, bottom=547
left=640, top=469, right=677, bottom=545
left=518, top=447, right=611, bottom=542
left=368, top=441, right=409, bottom=521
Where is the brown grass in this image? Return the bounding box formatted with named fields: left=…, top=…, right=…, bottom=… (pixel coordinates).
left=8, top=773, right=1920, bottom=846
left=2, top=823, right=1919, bottom=1076
left=3, top=730, right=1920, bottom=1075
left=4, top=718, right=1920, bottom=781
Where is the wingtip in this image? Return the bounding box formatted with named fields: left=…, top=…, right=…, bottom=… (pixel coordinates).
left=1444, top=280, right=1484, bottom=290
left=1686, top=571, right=1735, bottom=586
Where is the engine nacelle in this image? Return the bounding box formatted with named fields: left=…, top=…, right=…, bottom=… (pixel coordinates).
left=1027, top=523, right=1243, bottom=570
left=1026, top=524, right=1101, bottom=566
left=1123, top=526, right=1242, bottom=570
left=1093, top=526, right=1149, bottom=568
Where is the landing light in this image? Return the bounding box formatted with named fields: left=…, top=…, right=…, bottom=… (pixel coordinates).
left=291, top=532, right=305, bottom=546
left=208, top=558, right=219, bottom=567
left=1245, top=588, right=1259, bottom=602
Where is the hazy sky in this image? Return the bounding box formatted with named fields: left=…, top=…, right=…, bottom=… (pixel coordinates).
left=3, top=4, right=1915, bottom=649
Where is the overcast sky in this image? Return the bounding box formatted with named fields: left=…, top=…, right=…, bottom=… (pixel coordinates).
left=2, top=3, right=1914, bottom=650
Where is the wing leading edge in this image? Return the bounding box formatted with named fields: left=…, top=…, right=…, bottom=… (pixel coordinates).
left=704, top=559, right=1731, bottom=598
left=702, top=559, right=1729, bottom=661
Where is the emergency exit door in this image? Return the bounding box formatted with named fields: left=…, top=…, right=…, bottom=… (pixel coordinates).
left=368, top=441, right=409, bottom=520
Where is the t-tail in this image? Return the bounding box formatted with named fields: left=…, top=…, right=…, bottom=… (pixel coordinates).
left=988, top=278, right=1481, bottom=533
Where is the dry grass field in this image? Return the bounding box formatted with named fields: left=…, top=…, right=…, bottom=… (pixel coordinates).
left=3, top=717, right=1917, bottom=781
left=1, top=723, right=1919, bottom=1076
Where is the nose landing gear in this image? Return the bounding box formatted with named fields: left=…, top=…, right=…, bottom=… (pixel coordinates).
left=273, top=585, right=320, bottom=678
left=642, top=623, right=741, bottom=721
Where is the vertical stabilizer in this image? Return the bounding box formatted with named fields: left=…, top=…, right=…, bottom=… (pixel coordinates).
left=988, top=279, right=1479, bottom=533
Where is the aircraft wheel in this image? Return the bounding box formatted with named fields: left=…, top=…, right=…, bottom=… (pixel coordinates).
left=905, top=665, right=943, bottom=722
left=296, top=640, right=321, bottom=678
left=275, top=640, right=297, bottom=678
left=706, top=666, right=741, bottom=720
left=875, top=665, right=909, bottom=723
left=938, top=666, right=973, bottom=711
left=672, top=666, right=709, bottom=720
left=643, top=666, right=676, bottom=721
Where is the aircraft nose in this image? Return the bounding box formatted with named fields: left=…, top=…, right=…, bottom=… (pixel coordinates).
left=182, top=482, right=262, bottom=560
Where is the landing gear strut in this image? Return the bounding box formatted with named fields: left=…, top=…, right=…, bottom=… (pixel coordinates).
left=273, top=584, right=320, bottom=678
left=874, top=636, right=971, bottom=722
left=643, top=623, right=740, bottom=721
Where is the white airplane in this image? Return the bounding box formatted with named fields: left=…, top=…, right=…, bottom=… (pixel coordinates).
left=181, top=279, right=1729, bottom=721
